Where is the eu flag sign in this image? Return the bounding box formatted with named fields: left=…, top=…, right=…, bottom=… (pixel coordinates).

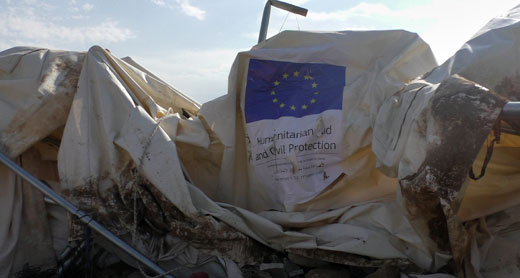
left=244, top=58, right=347, bottom=206
left=245, top=59, right=346, bottom=123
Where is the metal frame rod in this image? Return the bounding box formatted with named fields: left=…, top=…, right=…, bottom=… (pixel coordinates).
left=258, top=1, right=272, bottom=43
left=0, top=151, right=174, bottom=278
left=501, top=101, right=520, bottom=120
left=258, top=0, right=308, bottom=43
left=271, top=0, right=308, bottom=16
left=57, top=241, right=85, bottom=277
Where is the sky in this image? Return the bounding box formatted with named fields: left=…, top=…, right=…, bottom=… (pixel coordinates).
left=0, top=0, right=519, bottom=104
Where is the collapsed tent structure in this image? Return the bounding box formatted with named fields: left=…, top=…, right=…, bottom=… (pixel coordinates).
left=2, top=4, right=520, bottom=278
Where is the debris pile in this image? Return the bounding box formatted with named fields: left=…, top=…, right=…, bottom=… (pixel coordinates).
left=2, top=4, right=520, bottom=278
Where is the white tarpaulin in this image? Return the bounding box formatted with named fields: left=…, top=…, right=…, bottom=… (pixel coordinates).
left=0, top=48, right=84, bottom=277
left=2, top=4, right=520, bottom=277
left=0, top=31, right=474, bottom=277
left=51, top=32, right=446, bottom=273
left=61, top=40, right=434, bottom=255
left=372, top=4, right=520, bottom=276
left=197, top=30, right=437, bottom=212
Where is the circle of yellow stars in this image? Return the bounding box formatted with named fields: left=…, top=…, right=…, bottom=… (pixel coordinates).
left=269, top=70, right=320, bottom=111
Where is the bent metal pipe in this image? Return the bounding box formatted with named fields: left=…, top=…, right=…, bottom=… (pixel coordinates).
left=0, top=151, right=175, bottom=278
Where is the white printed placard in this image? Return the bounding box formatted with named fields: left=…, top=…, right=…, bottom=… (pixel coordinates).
left=244, top=59, right=346, bottom=205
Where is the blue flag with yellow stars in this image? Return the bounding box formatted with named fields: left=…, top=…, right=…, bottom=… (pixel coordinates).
left=245, top=59, right=346, bottom=123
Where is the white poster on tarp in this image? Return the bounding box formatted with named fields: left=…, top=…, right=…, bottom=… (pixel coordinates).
left=244, top=58, right=346, bottom=205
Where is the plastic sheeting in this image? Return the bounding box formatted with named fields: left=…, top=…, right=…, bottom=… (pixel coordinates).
left=59, top=41, right=421, bottom=254
left=2, top=4, right=520, bottom=278
left=197, top=30, right=436, bottom=212
left=53, top=33, right=445, bottom=273
left=372, top=4, right=520, bottom=275
left=0, top=48, right=82, bottom=277
left=0, top=47, right=203, bottom=277
left=0, top=48, right=84, bottom=159
left=0, top=147, right=65, bottom=277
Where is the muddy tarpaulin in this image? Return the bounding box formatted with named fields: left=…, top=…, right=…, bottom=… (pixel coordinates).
left=373, top=4, right=520, bottom=276
left=0, top=48, right=84, bottom=277
left=3, top=4, right=520, bottom=278
left=0, top=48, right=85, bottom=159
left=0, top=46, right=203, bottom=277
left=53, top=31, right=446, bottom=273
left=197, top=30, right=437, bottom=213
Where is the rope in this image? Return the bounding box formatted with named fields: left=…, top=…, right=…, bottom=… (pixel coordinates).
left=469, top=121, right=501, bottom=180
left=279, top=12, right=290, bottom=33
left=129, top=117, right=191, bottom=277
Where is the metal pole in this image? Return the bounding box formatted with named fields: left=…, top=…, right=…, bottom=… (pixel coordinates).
left=258, top=1, right=272, bottom=43
left=271, top=0, right=308, bottom=16
left=501, top=101, right=520, bottom=120
left=0, top=151, right=174, bottom=278
left=258, top=0, right=308, bottom=43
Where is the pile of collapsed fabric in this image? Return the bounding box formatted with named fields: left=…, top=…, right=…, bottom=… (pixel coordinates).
left=2, top=5, right=520, bottom=278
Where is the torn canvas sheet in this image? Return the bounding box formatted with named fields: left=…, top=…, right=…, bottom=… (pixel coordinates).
left=465, top=203, right=520, bottom=277
left=197, top=30, right=437, bottom=212
left=0, top=47, right=84, bottom=158
left=6, top=6, right=520, bottom=277
left=0, top=147, right=64, bottom=278
left=55, top=36, right=446, bottom=272
left=0, top=46, right=202, bottom=277
left=0, top=47, right=84, bottom=277
left=372, top=4, right=520, bottom=276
